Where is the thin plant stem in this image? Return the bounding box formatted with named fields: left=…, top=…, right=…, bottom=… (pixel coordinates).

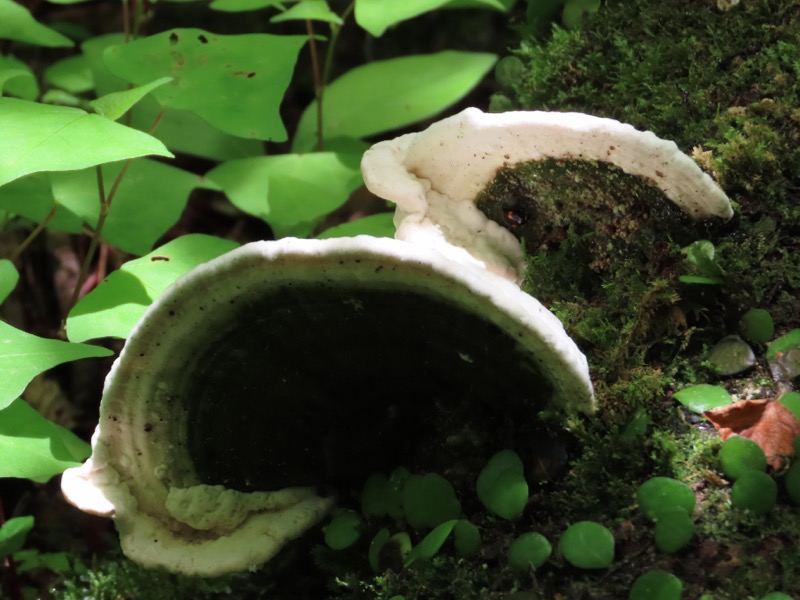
left=305, top=19, right=324, bottom=151
left=0, top=499, right=23, bottom=600
left=64, top=111, right=164, bottom=319
left=322, top=1, right=354, bottom=86
left=123, top=0, right=131, bottom=42
left=9, top=207, right=57, bottom=262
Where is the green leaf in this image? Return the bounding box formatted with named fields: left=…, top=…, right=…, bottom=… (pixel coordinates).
left=739, top=308, right=774, bottom=345
left=636, top=477, right=695, bottom=521
left=629, top=570, right=683, bottom=600
left=293, top=51, right=497, bottom=151
left=207, top=150, right=363, bottom=237
left=404, top=519, right=457, bottom=566
left=0, top=259, right=18, bottom=304
left=50, top=159, right=205, bottom=255
left=673, top=384, right=732, bottom=414
left=210, top=0, right=285, bottom=10
left=402, top=473, right=461, bottom=530
left=83, top=34, right=267, bottom=160
left=446, top=0, right=515, bottom=8
left=368, top=528, right=390, bottom=572
left=476, top=449, right=528, bottom=519
left=0, top=174, right=84, bottom=233
left=354, top=0, right=451, bottom=36
left=0, top=98, right=172, bottom=188
left=680, top=239, right=726, bottom=284
left=719, top=436, right=767, bottom=480
left=66, top=234, right=239, bottom=342
left=0, top=55, right=38, bottom=100
left=324, top=510, right=362, bottom=550
left=653, top=508, right=694, bottom=553
left=766, top=328, right=800, bottom=360
left=0, top=321, right=112, bottom=410
left=557, top=521, right=615, bottom=569
left=453, top=519, right=481, bottom=558
left=0, top=516, right=34, bottom=558
left=271, top=0, right=342, bottom=23
left=89, top=76, right=173, bottom=121
left=103, top=29, right=307, bottom=141
left=44, top=54, right=94, bottom=94
left=317, top=213, right=395, bottom=239
left=0, top=398, right=90, bottom=481
left=508, top=531, right=551, bottom=572
left=0, top=0, right=74, bottom=47
left=730, top=470, right=777, bottom=515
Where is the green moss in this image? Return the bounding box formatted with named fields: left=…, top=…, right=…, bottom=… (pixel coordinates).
left=500, top=0, right=800, bottom=331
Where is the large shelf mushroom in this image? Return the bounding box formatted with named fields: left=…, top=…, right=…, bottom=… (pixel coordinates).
left=61, top=108, right=731, bottom=577
left=62, top=236, right=594, bottom=576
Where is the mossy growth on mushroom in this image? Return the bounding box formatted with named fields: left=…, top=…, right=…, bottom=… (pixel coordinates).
left=62, top=236, right=593, bottom=576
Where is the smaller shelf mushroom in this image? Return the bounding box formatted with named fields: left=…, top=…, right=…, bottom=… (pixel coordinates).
left=361, top=108, right=733, bottom=283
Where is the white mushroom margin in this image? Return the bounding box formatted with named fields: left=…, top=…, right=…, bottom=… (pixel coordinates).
left=61, top=236, right=595, bottom=576
left=361, top=107, right=733, bottom=283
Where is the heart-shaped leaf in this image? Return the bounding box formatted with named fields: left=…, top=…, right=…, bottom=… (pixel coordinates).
left=355, top=0, right=451, bottom=37
left=89, top=76, right=173, bottom=121
left=44, top=54, right=94, bottom=94
left=50, top=158, right=207, bottom=255
left=103, top=29, right=306, bottom=140
left=0, top=55, right=38, bottom=100
left=0, top=0, right=74, bottom=47
left=0, top=322, right=112, bottom=410
left=0, top=399, right=90, bottom=481
left=0, top=98, right=172, bottom=188
left=272, top=0, right=342, bottom=24
left=67, top=234, right=239, bottom=342
left=207, top=148, right=364, bottom=236
left=0, top=174, right=84, bottom=233
left=293, top=51, right=496, bottom=151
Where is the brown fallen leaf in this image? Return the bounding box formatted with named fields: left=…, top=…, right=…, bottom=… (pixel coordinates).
left=703, top=399, right=800, bottom=468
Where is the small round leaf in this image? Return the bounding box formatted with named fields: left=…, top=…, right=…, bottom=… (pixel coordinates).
left=629, top=570, right=683, bottom=600
left=739, top=308, right=774, bottom=344
left=783, top=462, right=800, bottom=505
left=558, top=521, right=614, bottom=569
left=673, top=384, right=731, bottom=414
left=453, top=519, right=481, bottom=559
left=731, top=471, right=777, bottom=515
left=403, top=473, right=461, bottom=530
left=324, top=510, right=362, bottom=550
left=653, top=508, right=694, bottom=553
left=719, top=436, right=767, bottom=480
left=508, top=532, right=552, bottom=573
left=636, top=477, right=696, bottom=521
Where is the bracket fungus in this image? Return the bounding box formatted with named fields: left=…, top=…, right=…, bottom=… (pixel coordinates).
left=62, top=236, right=593, bottom=575
left=361, top=108, right=733, bottom=284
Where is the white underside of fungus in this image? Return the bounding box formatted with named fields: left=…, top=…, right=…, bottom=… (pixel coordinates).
left=361, top=108, right=733, bottom=283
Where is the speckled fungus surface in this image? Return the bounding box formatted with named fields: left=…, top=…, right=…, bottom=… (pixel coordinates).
left=61, top=236, right=594, bottom=576
left=361, top=107, right=733, bottom=283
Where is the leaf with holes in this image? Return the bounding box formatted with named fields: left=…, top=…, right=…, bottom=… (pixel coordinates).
left=103, top=29, right=306, bottom=140
left=67, top=234, right=239, bottom=342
